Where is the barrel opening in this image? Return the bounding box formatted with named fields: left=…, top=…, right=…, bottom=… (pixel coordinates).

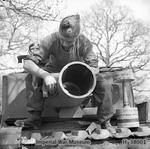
left=61, top=64, right=95, bottom=96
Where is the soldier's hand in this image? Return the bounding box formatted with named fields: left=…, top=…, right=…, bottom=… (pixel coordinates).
left=43, top=75, right=57, bottom=95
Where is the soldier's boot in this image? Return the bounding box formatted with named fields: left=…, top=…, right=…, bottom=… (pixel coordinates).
left=101, top=119, right=116, bottom=134
left=14, top=111, right=42, bottom=130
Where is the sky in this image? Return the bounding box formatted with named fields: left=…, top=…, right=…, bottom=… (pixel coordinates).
left=64, top=0, right=150, bottom=25
left=40, top=0, right=150, bottom=39
left=64, top=0, right=98, bottom=16
left=117, top=0, right=150, bottom=24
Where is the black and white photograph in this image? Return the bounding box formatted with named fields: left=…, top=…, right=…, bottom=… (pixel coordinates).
left=0, top=0, right=150, bottom=148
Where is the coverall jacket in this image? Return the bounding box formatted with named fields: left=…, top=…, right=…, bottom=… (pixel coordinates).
left=25, top=32, right=113, bottom=123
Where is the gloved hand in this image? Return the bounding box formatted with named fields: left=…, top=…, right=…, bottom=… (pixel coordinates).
left=43, top=75, right=57, bottom=96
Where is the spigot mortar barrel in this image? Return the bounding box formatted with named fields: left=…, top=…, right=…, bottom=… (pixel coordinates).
left=46, top=61, right=96, bottom=107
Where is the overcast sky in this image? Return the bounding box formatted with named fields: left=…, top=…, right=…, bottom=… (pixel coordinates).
left=40, top=0, right=150, bottom=39
left=117, top=0, right=150, bottom=24
left=64, top=0, right=150, bottom=24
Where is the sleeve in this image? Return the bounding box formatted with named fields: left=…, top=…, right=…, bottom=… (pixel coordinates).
left=25, top=35, right=53, bottom=65
left=82, top=36, right=98, bottom=68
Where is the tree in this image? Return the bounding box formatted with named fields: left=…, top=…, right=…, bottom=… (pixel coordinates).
left=82, top=0, right=150, bottom=70
left=0, top=0, right=64, bottom=55
left=81, top=0, right=150, bottom=103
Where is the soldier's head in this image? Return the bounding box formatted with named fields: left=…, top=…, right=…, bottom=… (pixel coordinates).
left=59, top=15, right=80, bottom=48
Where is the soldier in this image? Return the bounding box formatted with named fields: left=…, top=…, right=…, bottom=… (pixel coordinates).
left=15, top=15, right=115, bottom=134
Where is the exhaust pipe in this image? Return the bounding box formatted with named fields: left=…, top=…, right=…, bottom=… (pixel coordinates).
left=47, top=61, right=96, bottom=107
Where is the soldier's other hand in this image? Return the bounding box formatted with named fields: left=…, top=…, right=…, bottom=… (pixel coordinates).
left=43, top=75, right=57, bottom=95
